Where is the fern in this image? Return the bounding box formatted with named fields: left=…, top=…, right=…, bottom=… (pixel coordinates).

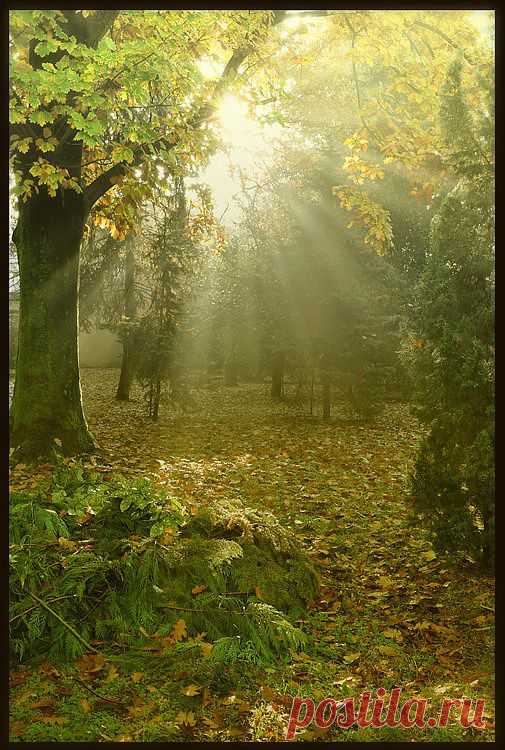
left=10, top=465, right=317, bottom=664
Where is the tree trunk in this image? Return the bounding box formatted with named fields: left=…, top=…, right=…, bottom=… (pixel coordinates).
left=224, top=358, right=238, bottom=386
left=271, top=350, right=285, bottom=399
left=10, top=190, right=96, bottom=459
left=116, top=241, right=136, bottom=401
left=320, top=354, right=331, bottom=419
left=322, top=376, right=331, bottom=419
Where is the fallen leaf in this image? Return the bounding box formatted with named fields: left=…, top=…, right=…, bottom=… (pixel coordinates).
left=10, top=670, right=30, bottom=687
left=56, top=686, right=72, bottom=696
left=38, top=715, right=67, bottom=725
left=200, top=642, right=213, bottom=657
left=171, top=619, right=187, bottom=643
left=104, top=664, right=119, bottom=683
left=422, top=549, right=437, bottom=561
left=80, top=698, right=92, bottom=713
left=182, top=684, right=201, bottom=696
left=75, top=653, right=106, bottom=675
left=131, top=672, right=143, bottom=683
left=39, top=662, right=60, bottom=679
left=377, top=645, right=398, bottom=657
left=175, top=710, right=196, bottom=727
left=228, top=726, right=247, bottom=737
left=10, top=720, right=26, bottom=738
left=191, top=584, right=207, bottom=595
left=30, top=697, right=56, bottom=710
left=58, top=537, right=78, bottom=550
left=381, top=628, right=404, bottom=643
left=343, top=652, right=361, bottom=664
left=377, top=576, right=394, bottom=589
left=128, top=696, right=156, bottom=717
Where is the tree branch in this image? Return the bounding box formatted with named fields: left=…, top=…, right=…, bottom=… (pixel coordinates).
left=411, top=20, right=475, bottom=66
left=84, top=10, right=289, bottom=210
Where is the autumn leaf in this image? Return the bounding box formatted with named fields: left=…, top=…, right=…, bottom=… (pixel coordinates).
left=38, top=662, right=60, bottom=679
left=131, top=672, right=143, bottom=683
left=343, top=652, right=361, bottom=664
left=182, top=684, right=201, bottom=696
left=171, top=619, right=187, bottom=642
left=421, top=549, right=437, bottom=561
left=75, top=653, right=106, bottom=675
left=175, top=710, right=196, bottom=727
left=228, top=726, right=247, bottom=737
left=191, top=584, right=207, bottom=595
left=382, top=628, right=404, bottom=643
left=377, top=575, right=394, bottom=589
left=128, top=695, right=157, bottom=718
left=377, top=645, right=398, bottom=657
left=38, top=715, right=67, bottom=725
left=200, top=642, right=213, bottom=657
left=30, top=697, right=56, bottom=710
left=58, top=537, right=78, bottom=550
left=10, top=720, right=26, bottom=738
left=104, top=664, right=119, bottom=683
left=80, top=698, right=92, bottom=713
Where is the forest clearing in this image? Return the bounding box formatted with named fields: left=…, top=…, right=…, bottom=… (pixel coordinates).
left=9, top=372, right=495, bottom=742
left=9, top=8, right=494, bottom=744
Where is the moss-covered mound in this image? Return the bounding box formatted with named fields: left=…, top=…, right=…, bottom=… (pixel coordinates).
left=10, top=464, right=319, bottom=665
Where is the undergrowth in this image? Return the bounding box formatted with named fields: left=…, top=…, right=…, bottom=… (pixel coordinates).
left=9, top=461, right=316, bottom=666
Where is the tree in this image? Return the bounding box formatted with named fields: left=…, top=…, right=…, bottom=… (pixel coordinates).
left=9, top=9, right=286, bottom=457
left=115, top=235, right=137, bottom=401
left=408, top=59, right=494, bottom=569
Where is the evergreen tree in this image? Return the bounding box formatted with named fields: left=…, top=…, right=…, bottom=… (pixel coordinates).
left=408, top=59, right=494, bottom=569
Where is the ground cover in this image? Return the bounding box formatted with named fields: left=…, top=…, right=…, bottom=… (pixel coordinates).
left=9, top=370, right=495, bottom=742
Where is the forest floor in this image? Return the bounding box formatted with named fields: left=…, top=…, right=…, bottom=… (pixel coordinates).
left=9, top=369, right=495, bottom=742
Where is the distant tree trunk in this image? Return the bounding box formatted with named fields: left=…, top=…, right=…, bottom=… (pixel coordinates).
left=116, top=240, right=136, bottom=401
left=271, top=350, right=285, bottom=398
left=10, top=189, right=96, bottom=458
left=320, top=354, right=331, bottom=419
left=224, top=357, right=238, bottom=386
left=322, top=377, right=331, bottom=419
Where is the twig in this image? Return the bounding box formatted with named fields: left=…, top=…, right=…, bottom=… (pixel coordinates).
left=160, top=603, right=248, bottom=615
left=73, top=675, right=127, bottom=707
left=9, top=595, right=76, bottom=624
left=26, top=590, right=101, bottom=654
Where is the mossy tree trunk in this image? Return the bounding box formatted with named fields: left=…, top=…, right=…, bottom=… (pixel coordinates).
left=116, top=240, right=136, bottom=401
left=10, top=188, right=96, bottom=459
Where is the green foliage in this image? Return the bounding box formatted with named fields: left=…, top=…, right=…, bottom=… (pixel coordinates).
left=9, top=464, right=315, bottom=665
left=407, top=61, right=494, bottom=570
